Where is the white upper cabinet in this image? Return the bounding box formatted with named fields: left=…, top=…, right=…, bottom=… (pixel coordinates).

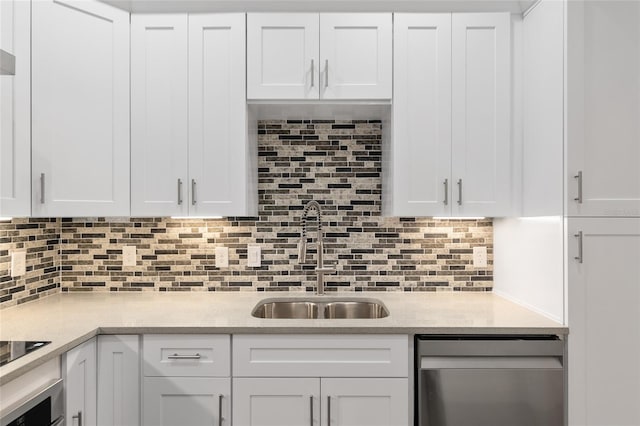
left=451, top=13, right=510, bottom=216
left=131, top=14, right=189, bottom=217
left=388, top=13, right=510, bottom=217
left=567, top=1, right=640, bottom=217
left=31, top=0, right=130, bottom=217
left=389, top=14, right=452, bottom=217
left=0, top=0, right=30, bottom=218
left=247, top=13, right=392, bottom=100
left=247, top=14, right=319, bottom=99
left=188, top=14, right=250, bottom=217
left=320, top=13, right=392, bottom=99
left=132, top=13, right=253, bottom=217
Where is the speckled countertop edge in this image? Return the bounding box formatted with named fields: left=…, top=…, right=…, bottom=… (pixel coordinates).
left=0, top=292, right=567, bottom=385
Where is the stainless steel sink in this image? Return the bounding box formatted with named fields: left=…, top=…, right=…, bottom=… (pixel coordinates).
left=252, top=301, right=319, bottom=319
left=324, top=301, right=389, bottom=319
left=251, top=297, right=389, bottom=319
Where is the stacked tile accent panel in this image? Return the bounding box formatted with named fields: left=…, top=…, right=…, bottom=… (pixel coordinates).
left=0, top=218, right=60, bottom=307
left=0, top=120, right=493, bottom=307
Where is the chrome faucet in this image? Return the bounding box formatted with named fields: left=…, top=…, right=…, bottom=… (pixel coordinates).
left=298, top=201, right=336, bottom=295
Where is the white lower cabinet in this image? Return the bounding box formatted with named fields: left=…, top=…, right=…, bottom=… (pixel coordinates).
left=141, top=334, right=231, bottom=426
left=64, top=338, right=97, bottom=426
left=232, top=334, right=410, bottom=426
left=233, top=378, right=318, bottom=426
left=143, top=377, right=230, bottom=426
left=97, top=335, right=140, bottom=426
left=568, top=218, right=640, bottom=426
left=233, top=377, right=407, bottom=426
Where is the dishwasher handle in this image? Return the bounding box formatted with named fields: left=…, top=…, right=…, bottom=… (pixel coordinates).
left=420, top=356, right=563, bottom=370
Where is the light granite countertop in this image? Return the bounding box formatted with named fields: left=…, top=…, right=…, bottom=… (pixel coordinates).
left=0, top=291, right=566, bottom=385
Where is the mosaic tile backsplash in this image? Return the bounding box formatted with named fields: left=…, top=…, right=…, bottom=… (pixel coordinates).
left=0, top=120, right=493, bottom=308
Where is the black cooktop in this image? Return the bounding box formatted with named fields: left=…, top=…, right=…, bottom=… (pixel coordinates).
left=0, top=341, right=51, bottom=367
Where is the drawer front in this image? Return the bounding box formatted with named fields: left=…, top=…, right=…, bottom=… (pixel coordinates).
left=143, top=334, right=230, bottom=377
left=233, top=334, right=409, bottom=378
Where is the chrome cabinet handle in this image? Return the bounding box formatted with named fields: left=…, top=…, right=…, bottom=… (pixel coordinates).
left=40, top=173, right=45, bottom=204
left=574, top=171, right=583, bottom=203
left=51, top=415, right=65, bottom=426
left=574, top=231, right=583, bottom=263
left=327, top=396, right=331, bottom=425
left=177, top=179, right=183, bottom=205
left=457, top=179, right=463, bottom=205
left=309, top=395, right=313, bottom=426
left=325, top=59, right=329, bottom=88
left=167, top=353, right=201, bottom=360
left=72, top=411, right=82, bottom=426
left=219, top=394, right=224, bottom=426
left=311, top=59, right=315, bottom=87
left=192, top=179, right=197, bottom=205
left=443, top=179, right=449, bottom=205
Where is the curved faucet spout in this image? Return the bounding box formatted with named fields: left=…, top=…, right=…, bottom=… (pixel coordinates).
left=298, top=201, right=335, bottom=295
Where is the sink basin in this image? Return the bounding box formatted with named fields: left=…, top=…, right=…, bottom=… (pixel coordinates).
left=251, top=297, right=389, bottom=319
left=252, top=301, right=319, bottom=319
left=324, top=301, right=389, bottom=319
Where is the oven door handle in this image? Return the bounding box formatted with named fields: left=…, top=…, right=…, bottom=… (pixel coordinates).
left=51, top=415, right=65, bottom=426
left=420, top=356, right=563, bottom=369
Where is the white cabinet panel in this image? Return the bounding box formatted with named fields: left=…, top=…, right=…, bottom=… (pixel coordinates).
left=568, top=218, right=640, bottom=426
left=247, top=13, right=391, bottom=100
left=188, top=14, right=250, bottom=216
left=233, top=378, right=318, bottom=426
left=143, top=334, right=230, bottom=377
left=233, top=334, right=408, bottom=378
left=97, top=335, right=140, bottom=426
left=131, top=14, right=189, bottom=217
left=452, top=13, right=510, bottom=217
left=247, top=14, right=319, bottom=99
left=31, top=0, right=129, bottom=217
left=567, top=1, right=640, bottom=217
left=0, top=0, right=30, bottom=217
left=143, top=377, right=229, bottom=426
left=65, top=338, right=97, bottom=426
left=322, top=378, right=409, bottom=426
left=320, top=13, right=392, bottom=99
left=391, top=14, right=452, bottom=216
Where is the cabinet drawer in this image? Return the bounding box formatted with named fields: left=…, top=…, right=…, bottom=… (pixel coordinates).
left=143, top=335, right=230, bottom=377
left=233, top=334, right=408, bottom=377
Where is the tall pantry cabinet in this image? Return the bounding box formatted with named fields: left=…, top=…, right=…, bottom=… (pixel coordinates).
left=564, top=1, right=640, bottom=425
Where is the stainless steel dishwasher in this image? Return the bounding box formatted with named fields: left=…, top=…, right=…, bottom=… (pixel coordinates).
left=416, top=335, right=565, bottom=426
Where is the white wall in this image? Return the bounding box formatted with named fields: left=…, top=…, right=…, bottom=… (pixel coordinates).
left=493, top=217, right=564, bottom=323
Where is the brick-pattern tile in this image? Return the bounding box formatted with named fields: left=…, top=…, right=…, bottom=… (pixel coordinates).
left=0, top=218, right=60, bottom=307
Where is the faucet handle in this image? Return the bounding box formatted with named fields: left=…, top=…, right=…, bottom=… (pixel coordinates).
left=315, top=267, right=336, bottom=275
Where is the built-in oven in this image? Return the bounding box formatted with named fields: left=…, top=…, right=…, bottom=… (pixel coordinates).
left=0, top=379, right=64, bottom=426
left=416, top=335, right=565, bottom=426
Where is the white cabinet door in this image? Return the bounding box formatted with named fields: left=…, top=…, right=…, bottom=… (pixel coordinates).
left=143, top=377, right=230, bottom=426
left=566, top=1, right=640, bottom=217
left=451, top=13, right=510, bottom=217
left=390, top=14, right=452, bottom=216
left=131, top=14, right=189, bottom=217
left=31, top=0, right=129, bottom=217
left=232, top=377, right=319, bottom=426
left=188, top=14, right=250, bottom=217
left=65, top=338, right=97, bottom=426
left=247, top=14, right=319, bottom=99
left=320, top=13, right=392, bottom=100
left=0, top=0, right=30, bottom=217
left=97, top=335, right=140, bottom=426
left=568, top=218, right=640, bottom=426
left=322, top=378, right=408, bottom=426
